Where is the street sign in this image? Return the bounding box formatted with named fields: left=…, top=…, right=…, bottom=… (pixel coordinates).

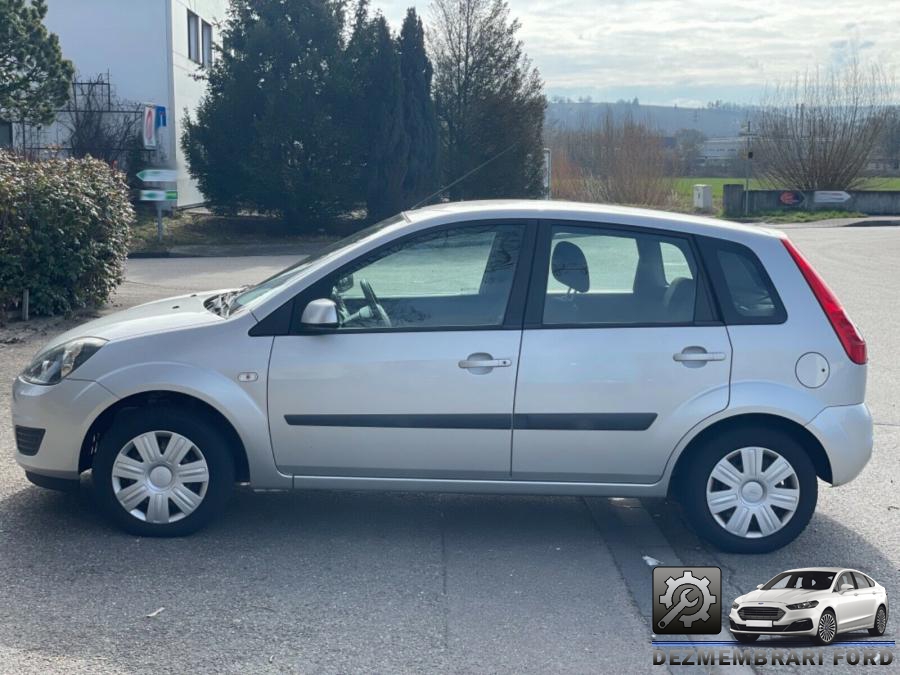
left=142, top=105, right=157, bottom=149
left=814, top=190, right=851, bottom=204
left=140, top=189, right=177, bottom=202
left=137, top=169, right=178, bottom=182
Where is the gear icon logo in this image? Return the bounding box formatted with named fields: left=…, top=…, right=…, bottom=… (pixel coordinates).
left=652, top=566, right=722, bottom=634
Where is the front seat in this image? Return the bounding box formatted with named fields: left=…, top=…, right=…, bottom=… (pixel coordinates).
left=546, top=241, right=590, bottom=323
left=663, top=277, right=696, bottom=323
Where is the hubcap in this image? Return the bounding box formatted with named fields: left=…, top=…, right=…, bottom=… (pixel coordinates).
left=111, top=431, right=210, bottom=524
left=876, top=608, right=887, bottom=632
left=819, top=612, right=836, bottom=642
left=706, top=447, right=800, bottom=539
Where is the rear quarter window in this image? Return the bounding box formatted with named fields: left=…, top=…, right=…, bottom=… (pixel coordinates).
left=698, top=238, right=787, bottom=325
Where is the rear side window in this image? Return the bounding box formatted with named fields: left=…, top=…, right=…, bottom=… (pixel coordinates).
left=699, top=238, right=786, bottom=325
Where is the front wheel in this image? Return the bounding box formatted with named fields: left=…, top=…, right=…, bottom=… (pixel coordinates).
left=814, top=609, right=837, bottom=645
left=732, top=632, right=760, bottom=644
left=679, top=427, right=818, bottom=553
left=92, top=407, right=234, bottom=536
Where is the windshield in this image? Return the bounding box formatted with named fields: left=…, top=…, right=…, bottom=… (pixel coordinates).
left=762, top=571, right=836, bottom=591
left=227, top=214, right=406, bottom=312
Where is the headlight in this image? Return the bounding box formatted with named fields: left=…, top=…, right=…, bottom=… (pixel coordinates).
left=21, top=338, right=106, bottom=385
left=787, top=600, right=819, bottom=610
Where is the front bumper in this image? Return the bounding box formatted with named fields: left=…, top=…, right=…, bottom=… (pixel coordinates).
left=806, top=403, right=873, bottom=486
left=729, top=606, right=819, bottom=636
left=11, top=376, right=116, bottom=479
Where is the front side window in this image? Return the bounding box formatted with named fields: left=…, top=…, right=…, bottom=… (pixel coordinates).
left=852, top=572, right=872, bottom=589
left=542, top=225, right=698, bottom=325
left=835, top=572, right=857, bottom=591
left=320, top=224, right=524, bottom=330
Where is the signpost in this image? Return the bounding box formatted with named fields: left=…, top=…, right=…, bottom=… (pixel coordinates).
left=138, top=169, right=178, bottom=242
left=142, top=105, right=157, bottom=149
left=542, top=148, right=552, bottom=199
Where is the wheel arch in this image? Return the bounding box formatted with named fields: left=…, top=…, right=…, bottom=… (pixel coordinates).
left=668, top=413, right=833, bottom=498
left=79, top=390, right=250, bottom=483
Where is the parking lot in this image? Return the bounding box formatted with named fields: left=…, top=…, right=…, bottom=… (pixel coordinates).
left=0, top=223, right=897, bottom=674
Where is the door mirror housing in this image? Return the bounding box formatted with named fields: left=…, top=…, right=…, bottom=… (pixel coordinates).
left=756, top=584, right=763, bottom=590
left=301, top=298, right=339, bottom=328
left=840, top=583, right=854, bottom=593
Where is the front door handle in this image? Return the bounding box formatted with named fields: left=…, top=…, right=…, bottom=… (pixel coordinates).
left=673, top=348, right=727, bottom=363
left=458, top=353, right=512, bottom=371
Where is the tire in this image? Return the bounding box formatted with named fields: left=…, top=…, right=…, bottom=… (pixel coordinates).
left=92, top=406, right=234, bottom=536
left=869, top=605, right=888, bottom=637
left=678, top=427, right=818, bottom=553
left=814, top=609, right=837, bottom=645
left=733, top=632, right=760, bottom=644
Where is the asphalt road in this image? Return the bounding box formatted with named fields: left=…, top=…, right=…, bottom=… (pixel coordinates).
left=0, top=224, right=897, bottom=674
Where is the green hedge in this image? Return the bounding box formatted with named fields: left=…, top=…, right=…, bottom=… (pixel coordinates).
left=0, top=151, right=133, bottom=318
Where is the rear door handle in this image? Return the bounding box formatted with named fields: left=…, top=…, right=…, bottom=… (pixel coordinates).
left=459, top=358, right=512, bottom=369
left=673, top=350, right=726, bottom=362
left=458, top=353, right=512, bottom=371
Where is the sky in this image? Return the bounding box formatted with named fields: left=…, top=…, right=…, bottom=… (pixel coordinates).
left=374, top=0, right=900, bottom=107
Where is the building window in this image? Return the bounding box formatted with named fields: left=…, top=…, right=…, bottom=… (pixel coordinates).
left=0, top=120, right=12, bottom=149
left=187, top=10, right=200, bottom=63
left=202, top=21, right=213, bottom=66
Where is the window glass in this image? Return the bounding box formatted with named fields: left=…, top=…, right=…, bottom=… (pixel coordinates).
left=763, top=571, right=834, bottom=590
left=187, top=11, right=200, bottom=63
left=326, top=224, right=523, bottom=330
left=852, top=572, right=872, bottom=588
left=836, top=572, right=857, bottom=590
left=202, top=21, right=213, bottom=66
left=715, top=246, right=782, bottom=321
left=543, top=227, right=697, bottom=325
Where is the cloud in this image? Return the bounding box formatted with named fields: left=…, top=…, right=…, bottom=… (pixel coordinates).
left=374, top=0, right=900, bottom=105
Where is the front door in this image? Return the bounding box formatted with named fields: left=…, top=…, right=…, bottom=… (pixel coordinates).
left=268, top=221, right=533, bottom=478
left=512, top=221, right=732, bottom=483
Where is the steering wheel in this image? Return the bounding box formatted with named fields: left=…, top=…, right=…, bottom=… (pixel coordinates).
left=359, top=278, right=392, bottom=327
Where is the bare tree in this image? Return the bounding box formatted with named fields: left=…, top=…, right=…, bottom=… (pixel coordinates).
left=547, top=108, right=674, bottom=206
left=59, top=74, right=142, bottom=167
left=754, top=60, right=892, bottom=190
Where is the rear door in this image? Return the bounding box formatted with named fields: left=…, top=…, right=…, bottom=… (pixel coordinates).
left=511, top=221, right=731, bottom=483
left=267, top=220, right=535, bottom=479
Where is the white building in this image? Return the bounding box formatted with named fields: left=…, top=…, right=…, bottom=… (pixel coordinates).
left=41, top=0, right=228, bottom=207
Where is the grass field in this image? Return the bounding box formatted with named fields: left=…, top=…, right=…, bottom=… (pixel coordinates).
left=674, top=177, right=900, bottom=204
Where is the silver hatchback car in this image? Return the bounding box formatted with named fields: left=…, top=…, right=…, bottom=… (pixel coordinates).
left=12, top=201, right=872, bottom=552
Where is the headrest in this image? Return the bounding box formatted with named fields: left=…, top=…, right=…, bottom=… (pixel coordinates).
left=551, top=241, right=589, bottom=293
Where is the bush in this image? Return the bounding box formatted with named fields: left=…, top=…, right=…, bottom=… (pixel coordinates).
left=0, top=151, right=133, bottom=318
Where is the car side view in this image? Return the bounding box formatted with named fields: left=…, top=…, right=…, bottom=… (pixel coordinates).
left=11, top=201, right=873, bottom=551
left=730, top=568, right=889, bottom=644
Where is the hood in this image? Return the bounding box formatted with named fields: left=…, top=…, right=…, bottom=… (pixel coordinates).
left=738, top=588, right=826, bottom=605
left=42, top=290, right=230, bottom=351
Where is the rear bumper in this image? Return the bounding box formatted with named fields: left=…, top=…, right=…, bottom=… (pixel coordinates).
left=805, top=403, right=873, bottom=486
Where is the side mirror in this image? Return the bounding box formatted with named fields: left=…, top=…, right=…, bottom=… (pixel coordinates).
left=756, top=584, right=763, bottom=590
left=301, top=298, right=338, bottom=328
left=840, top=583, right=854, bottom=593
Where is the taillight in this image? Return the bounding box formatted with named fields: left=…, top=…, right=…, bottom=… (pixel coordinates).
left=781, top=238, right=867, bottom=364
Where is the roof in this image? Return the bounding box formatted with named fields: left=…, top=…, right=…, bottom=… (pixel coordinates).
left=404, top=199, right=782, bottom=242
left=781, top=567, right=847, bottom=574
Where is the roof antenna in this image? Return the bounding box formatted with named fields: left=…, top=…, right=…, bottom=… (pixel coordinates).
left=411, top=141, right=521, bottom=210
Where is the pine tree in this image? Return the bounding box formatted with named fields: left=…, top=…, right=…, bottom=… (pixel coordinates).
left=348, top=5, right=409, bottom=221
left=398, top=8, right=438, bottom=207
left=0, top=0, right=73, bottom=125
left=182, top=0, right=354, bottom=226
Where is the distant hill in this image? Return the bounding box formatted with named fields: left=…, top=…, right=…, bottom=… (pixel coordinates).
left=546, top=100, right=752, bottom=138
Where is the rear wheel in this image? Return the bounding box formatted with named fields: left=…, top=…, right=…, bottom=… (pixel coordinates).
left=679, top=427, right=817, bottom=553
left=869, top=606, right=887, bottom=637
left=732, top=632, right=760, bottom=644
left=92, top=407, right=234, bottom=536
